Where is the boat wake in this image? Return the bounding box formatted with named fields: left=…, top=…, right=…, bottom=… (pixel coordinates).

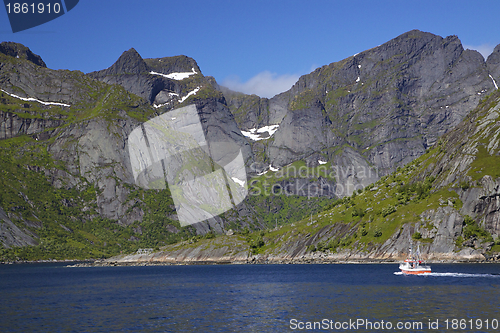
left=394, top=272, right=500, bottom=278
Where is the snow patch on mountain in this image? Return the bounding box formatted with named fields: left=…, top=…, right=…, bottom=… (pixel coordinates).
left=241, top=124, right=280, bottom=141
left=1, top=89, right=70, bottom=107
left=150, top=67, right=197, bottom=80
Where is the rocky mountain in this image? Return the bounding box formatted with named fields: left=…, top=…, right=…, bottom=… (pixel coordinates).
left=0, top=41, right=155, bottom=255
left=225, top=30, right=499, bottom=196
left=0, top=41, right=319, bottom=260
left=2, top=29, right=500, bottom=262
left=103, top=87, right=500, bottom=264
left=89, top=49, right=201, bottom=105
left=0, top=42, right=46, bottom=67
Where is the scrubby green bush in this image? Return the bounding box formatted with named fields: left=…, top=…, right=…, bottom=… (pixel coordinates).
left=340, top=236, right=352, bottom=246
left=327, top=239, right=339, bottom=252
left=381, top=205, right=396, bottom=217
left=316, top=241, right=326, bottom=252
left=412, top=232, right=422, bottom=240
left=352, top=206, right=365, bottom=218
left=396, top=176, right=435, bottom=202
left=459, top=180, right=470, bottom=190
left=204, top=232, right=215, bottom=239
left=462, top=215, right=494, bottom=242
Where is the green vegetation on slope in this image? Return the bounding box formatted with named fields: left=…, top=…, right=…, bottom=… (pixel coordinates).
left=155, top=130, right=499, bottom=258
left=0, top=64, right=197, bottom=261
left=0, top=134, right=199, bottom=261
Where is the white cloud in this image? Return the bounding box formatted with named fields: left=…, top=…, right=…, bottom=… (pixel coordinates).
left=464, top=43, right=495, bottom=59
left=222, top=71, right=300, bottom=98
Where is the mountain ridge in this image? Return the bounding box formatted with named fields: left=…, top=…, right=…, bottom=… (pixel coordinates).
left=2, top=30, right=500, bottom=262
left=228, top=30, right=494, bottom=174
left=102, top=88, right=500, bottom=264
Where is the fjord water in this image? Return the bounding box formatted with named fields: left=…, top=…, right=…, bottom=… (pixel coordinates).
left=1, top=264, right=500, bottom=332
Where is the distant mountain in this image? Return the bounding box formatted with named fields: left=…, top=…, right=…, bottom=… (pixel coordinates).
left=224, top=30, right=499, bottom=195
left=89, top=49, right=202, bottom=105
left=0, top=41, right=312, bottom=260
left=2, top=29, right=500, bottom=262
left=106, top=87, right=500, bottom=264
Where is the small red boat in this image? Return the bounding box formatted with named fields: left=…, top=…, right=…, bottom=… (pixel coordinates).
left=399, top=245, right=431, bottom=275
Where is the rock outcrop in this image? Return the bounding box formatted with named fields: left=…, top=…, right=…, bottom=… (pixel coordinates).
left=0, top=207, right=38, bottom=248
left=0, top=107, right=66, bottom=140
left=225, top=30, right=499, bottom=195
left=486, top=44, right=500, bottom=83
left=0, top=42, right=46, bottom=67
left=89, top=50, right=202, bottom=105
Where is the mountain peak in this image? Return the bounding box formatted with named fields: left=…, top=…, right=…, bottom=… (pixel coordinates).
left=378, top=30, right=462, bottom=57
left=486, top=44, right=500, bottom=81
left=391, top=29, right=460, bottom=43
left=398, top=29, right=435, bottom=38
left=99, top=48, right=149, bottom=75
left=486, top=44, right=500, bottom=65
left=0, top=42, right=46, bottom=67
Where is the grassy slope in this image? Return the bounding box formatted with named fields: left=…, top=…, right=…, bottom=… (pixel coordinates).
left=148, top=91, right=500, bottom=259
left=4, top=52, right=499, bottom=261
left=0, top=58, right=200, bottom=261
left=0, top=56, right=330, bottom=261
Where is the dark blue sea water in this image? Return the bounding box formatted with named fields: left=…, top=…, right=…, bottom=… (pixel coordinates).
left=1, top=263, right=500, bottom=332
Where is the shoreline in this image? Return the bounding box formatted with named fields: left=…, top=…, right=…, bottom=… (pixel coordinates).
left=1, top=259, right=96, bottom=265
left=66, top=257, right=500, bottom=268
left=1, top=258, right=497, bottom=267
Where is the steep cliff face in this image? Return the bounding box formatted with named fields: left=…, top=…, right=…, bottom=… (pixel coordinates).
left=2, top=30, right=500, bottom=262
left=0, top=207, right=38, bottom=248
left=224, top=30, right=499, bottom=196
left=486, top=45, right=500, bottom=83
left=0, top=43, right=267, bottom=259
left=0, top=45, right=176, bottom=258
left=0, top=41, right=46, bottom=67
left=0, top=109, right=66, bottom=140
left=413, top=88, right=500, bottom=244
left=107, top=89, right=500, bottom=264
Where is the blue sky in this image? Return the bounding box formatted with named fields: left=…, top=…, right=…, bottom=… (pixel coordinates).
left=1, top=0, right=500, bottom=97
